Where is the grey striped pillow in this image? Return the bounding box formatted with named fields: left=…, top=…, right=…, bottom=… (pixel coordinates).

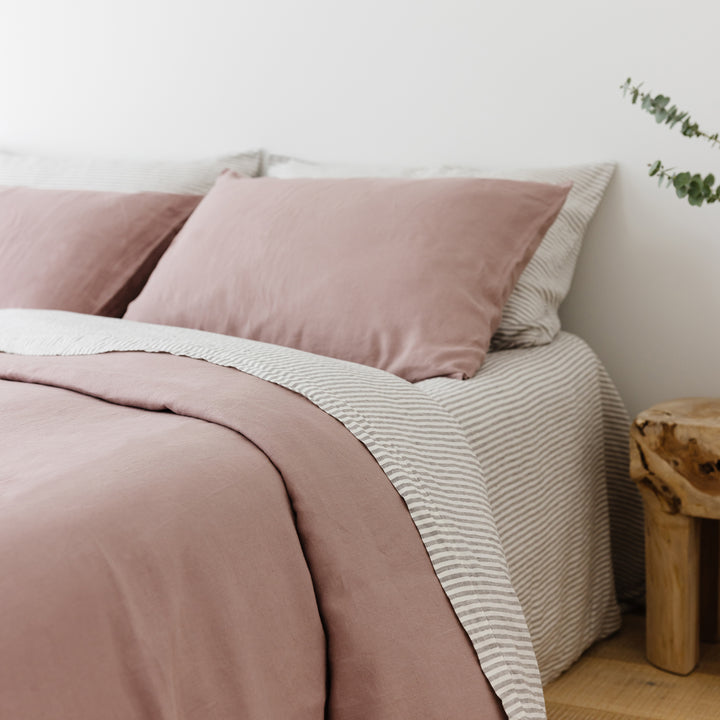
left=0, top=149, right=262, bottom=194
left=266, top=156, right=614, bottom=349
left=462, top=163, right=616, bottom=349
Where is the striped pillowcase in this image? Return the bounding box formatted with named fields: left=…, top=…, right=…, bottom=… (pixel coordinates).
left=469, top=163, right=615, bottom=350
left=266, top=156, right=614, bottom=349
left=0, top=149, right=262, bottom=194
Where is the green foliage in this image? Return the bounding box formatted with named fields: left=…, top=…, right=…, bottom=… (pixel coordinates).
left=649, top=163, right=720, bottom=206
left=620, top=78, right=720, bottom=207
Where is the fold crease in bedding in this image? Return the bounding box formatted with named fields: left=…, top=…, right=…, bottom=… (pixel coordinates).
left=0, top=310, right=546, bottom=720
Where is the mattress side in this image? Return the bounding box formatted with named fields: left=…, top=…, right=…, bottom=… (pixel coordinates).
left=416, top=332, right=643, bottom=684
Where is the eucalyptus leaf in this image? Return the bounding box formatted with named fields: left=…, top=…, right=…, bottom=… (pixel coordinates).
left=621, top=77, right=719, bottom=208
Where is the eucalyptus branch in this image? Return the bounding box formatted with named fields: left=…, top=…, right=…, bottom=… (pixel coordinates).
left=647, top=160, right=720, bottom=206
left=621, top=77, right=720, bottom=207
left=621, top=78, right=720, bottom=150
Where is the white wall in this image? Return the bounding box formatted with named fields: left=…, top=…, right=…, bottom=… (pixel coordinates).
left=1, top=0, right=718, bottom=416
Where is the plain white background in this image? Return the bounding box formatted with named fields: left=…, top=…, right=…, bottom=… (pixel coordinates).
left=1, top=0, right=718, bottom=415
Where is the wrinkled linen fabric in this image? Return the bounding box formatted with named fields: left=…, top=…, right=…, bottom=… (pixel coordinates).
left=0, top=185, right=201, bottom=316
left=0, top=309, right=547, bottom=720
left=264, top=155, right=614, bottom=350
left=0, top=352, right=505, bottom=720
left=126, top=173, right=570, bottom=381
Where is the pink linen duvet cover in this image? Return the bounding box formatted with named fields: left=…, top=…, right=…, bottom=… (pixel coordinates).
left=0, top=345, right=507, bottom=718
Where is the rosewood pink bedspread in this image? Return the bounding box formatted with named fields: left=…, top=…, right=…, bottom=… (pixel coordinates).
left=0, top=351, right=506, bottom=720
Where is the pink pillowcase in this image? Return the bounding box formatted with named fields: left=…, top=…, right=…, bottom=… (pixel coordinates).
left=127, top=173, right=570, bottom=380
left=0, top=186, right=201, bottom=317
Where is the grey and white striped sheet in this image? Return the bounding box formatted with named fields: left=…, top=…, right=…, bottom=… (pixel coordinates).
left=417, top=332, right=645, bottom=685
left=0, top=149, right=261, bottom=193
left=0, top=310, right=550, bottom=719
left=264, top=156, right=615, bottom=350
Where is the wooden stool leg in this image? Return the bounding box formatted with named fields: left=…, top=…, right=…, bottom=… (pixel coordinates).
left=641, top=489, right=701, bottom=674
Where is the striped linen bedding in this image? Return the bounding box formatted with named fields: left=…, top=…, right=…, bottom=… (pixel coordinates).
left=0, top=309, right=545, bottom=720
left=417, top=332, right=644, bottom=684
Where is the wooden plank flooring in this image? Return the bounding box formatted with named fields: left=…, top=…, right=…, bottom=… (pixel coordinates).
left=544, top=613, right=720, bottom=719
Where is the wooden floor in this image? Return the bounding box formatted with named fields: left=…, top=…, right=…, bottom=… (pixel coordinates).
left=543, top=613, right=720, bottom=719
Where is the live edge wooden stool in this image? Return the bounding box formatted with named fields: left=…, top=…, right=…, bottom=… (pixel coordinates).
left=630, top=398, right=720, bottom=675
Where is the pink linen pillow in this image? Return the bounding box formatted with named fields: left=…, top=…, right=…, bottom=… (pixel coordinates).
left=126, top=173, right=570, bottom=381
left=0, top=186, right=201, bottom=316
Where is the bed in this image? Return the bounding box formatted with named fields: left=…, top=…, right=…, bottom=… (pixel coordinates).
left=0, top=149, right=644, bottom=720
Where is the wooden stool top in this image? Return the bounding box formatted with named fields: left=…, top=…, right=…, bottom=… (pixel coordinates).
left=631, top=397, right=720, bottom=518
left=639, top=398, right=720, bottom=428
